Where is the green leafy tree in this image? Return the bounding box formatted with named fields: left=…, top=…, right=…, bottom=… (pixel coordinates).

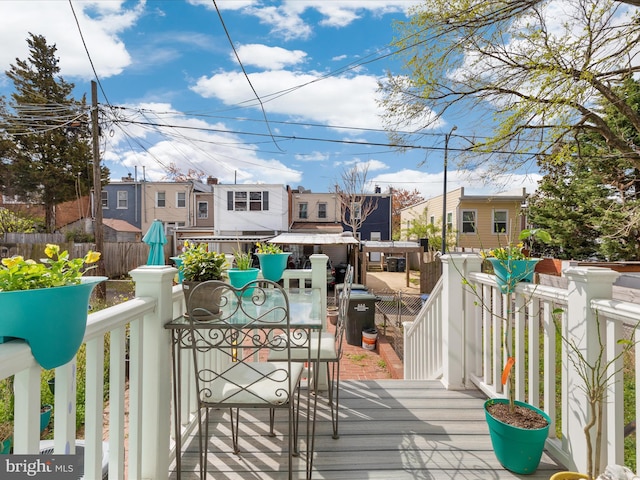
left=528, top=153, right=609, bottom=260
left=0, top=208, right=37, bottom=235
left=379, top=0, right=640, bottom=178
left=529, top=77, right=640, bottom=260
left=403, top=206, right=444, bottom=251
left=2, top=34, right=107, bottom=232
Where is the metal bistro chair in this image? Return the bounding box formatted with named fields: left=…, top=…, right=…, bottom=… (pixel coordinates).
left=269, top=264, right=354, bottom=439
left=185, top=279, right=305, bottom=479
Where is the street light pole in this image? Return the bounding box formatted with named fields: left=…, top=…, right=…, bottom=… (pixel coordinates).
left=441, top=125, right=457, bottom=253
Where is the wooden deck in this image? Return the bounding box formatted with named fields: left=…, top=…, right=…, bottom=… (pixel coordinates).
left=170, top=379, right=565, bottom=479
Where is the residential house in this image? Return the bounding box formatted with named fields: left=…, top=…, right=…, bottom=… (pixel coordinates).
left=101, top=177, right=143, bottom=229
left=400, top=187, right=528, bottom=250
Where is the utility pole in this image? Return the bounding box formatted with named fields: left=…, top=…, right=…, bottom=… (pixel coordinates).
left=441, top=125, right=457, bottom=253
left=91, top=80, right=106, bottom=299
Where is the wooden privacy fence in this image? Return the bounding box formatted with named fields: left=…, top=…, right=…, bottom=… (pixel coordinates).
left=0, top=241, right=174, bottom=279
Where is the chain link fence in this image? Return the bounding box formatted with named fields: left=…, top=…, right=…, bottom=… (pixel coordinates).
left=369, top=289, right=424, bottom=361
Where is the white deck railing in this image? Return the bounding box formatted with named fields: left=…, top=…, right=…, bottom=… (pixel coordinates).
left=0, top=254, right=329, bottom=480
left=404, top=253, right=640, bottom=474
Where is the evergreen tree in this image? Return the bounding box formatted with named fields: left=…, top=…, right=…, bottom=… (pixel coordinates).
left=2, top=34, right=103, bottom=232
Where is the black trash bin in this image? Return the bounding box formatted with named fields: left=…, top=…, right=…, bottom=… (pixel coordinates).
left=334, top=263, right=348, bottom=284
left=396, top=257, right=406, bottom=272
left=386, top=257, right=398, bottom=272
left=345, top=292, right=378, bottom=346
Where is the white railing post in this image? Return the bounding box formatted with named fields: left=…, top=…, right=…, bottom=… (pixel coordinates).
left=563, top=266, right=618, bottom=473
left=129, top=265, right=176, bottom=480
left=309, top=254, right=328, bottom=328
left=441, top=254, right=483, bottom=390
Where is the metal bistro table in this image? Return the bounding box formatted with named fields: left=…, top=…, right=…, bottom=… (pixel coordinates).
left=166, top=286, right=323, bottom=479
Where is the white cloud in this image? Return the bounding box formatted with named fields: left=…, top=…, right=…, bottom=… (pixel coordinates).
left=0, top=0, right=143, bottom=80
left=103, top=102, right=302, bottom=185
left=245, top=1, right=420, bottom=39
left=235, top=44, right=307, bottom=70
left=191, top=69, right=386, bottom=130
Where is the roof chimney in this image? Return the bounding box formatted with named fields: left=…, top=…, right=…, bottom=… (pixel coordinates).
left=207, top=176, right=218, bottom=185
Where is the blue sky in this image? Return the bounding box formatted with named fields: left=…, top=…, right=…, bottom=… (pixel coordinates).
left=0, top=0, right=541, bottom=198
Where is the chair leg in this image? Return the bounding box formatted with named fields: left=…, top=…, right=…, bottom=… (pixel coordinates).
left=329, top=360, right=341, bottom=439
left=269, top=408, right=276, bottom=437
left=204, top=408, right=210, bottom=478
left=196, top=405, right=205, bottom=478
left=230, top=408, right=240, bottom=454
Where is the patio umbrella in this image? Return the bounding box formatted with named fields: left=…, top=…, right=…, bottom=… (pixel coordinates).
left=143, top=219, right=167, bottom=265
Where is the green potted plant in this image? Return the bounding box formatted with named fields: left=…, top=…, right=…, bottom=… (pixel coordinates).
left=255, top=242, right=291, bottom=282
left=463, top=229, right=554, bottom=474
left=180, top=242, right=227, bottom=321
left=227, top=249, right=260, bottom=293
left=0, top=244, right=105, bottom=369
left=481, top=228, right=552, bottom=294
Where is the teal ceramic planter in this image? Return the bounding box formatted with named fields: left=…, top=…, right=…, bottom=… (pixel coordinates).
left=0, top=276, right=107, bottom=369
left=227, top=268, right=260, bottom=296
left=0, top=437, right=10, bottom=454
left=486, top=258, right=539, bottom=294
left=485, top=398, right=551, bottom=474
left=256, top=253, right=291, bottom=282
left=40, top=404, right=53, bottom=432
left=170, top=256, right=184, bottom=283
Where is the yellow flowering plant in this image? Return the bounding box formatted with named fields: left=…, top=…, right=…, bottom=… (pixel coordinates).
left=0, top=244, right=101, bottom=291
left=481, top=229, right=551, bottom=261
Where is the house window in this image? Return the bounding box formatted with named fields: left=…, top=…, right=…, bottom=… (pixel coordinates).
left=227, top=191, right=269, bottom=211
left=299, top=203, right=308, bottom=219
left=351, top=201, right=361, bottom=220
left=156, top=192, right=166, bottom=208
left=198, top=201, right=208, bottom=219
left=117, top=191, right=128, bottom=209
left=461, top=210, right=476, bottom=233
left=318, top=203, right=327, bottom=219
left=446, top=212, right=453, bottom=232
left=101, top=191, right=108, bottom=209
left=430, top=215, right=435, bottom=225
left=177, top=192, right=186, bottom=208
left=493, top=210, right=508, bottom=234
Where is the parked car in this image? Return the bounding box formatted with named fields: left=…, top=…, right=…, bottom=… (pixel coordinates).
left=303, top=258, right=336, bottom=288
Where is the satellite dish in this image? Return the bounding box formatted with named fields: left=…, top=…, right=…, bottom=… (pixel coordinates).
left=297, top=186, right=307, bottom=193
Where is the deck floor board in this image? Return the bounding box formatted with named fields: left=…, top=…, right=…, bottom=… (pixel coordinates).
left=170, top=379, right=564, bottom=479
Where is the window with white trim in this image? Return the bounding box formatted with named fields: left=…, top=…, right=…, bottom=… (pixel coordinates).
left=351, top=201, right=361, bottom=220
left=117, top=191, right=128, bottom=209
left=493, top=210, right=508, bottom=234
left=318, top=203, right=327, bottom=219
left=198, top=201, right=208, bottom=219
left=446, top=212, right=453, bottom=232
left=156, top=191, right=166, bottom=208
left=299, top=203, right=308, bottom=219
left=176, top=191, right=186, bottom=208
left=227, top=191, right=269, bottom=211
left=101, top=191, right=108, bottom=208
left=461, top=210, right=476, bottom=233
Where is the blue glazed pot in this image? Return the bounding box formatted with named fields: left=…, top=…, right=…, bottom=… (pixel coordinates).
left=0, top=276, right=107, bottom=369
left=485, top=398, right=551, bottom=474
left=40, top=404, right=53, bottom=432
left=170, top=256, right=184, bottom=283
left=256, top=253, right=291, bottom=282
left=487, top=258, right=539, bottom=294
left=227, top=268, right=260, bottom=296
